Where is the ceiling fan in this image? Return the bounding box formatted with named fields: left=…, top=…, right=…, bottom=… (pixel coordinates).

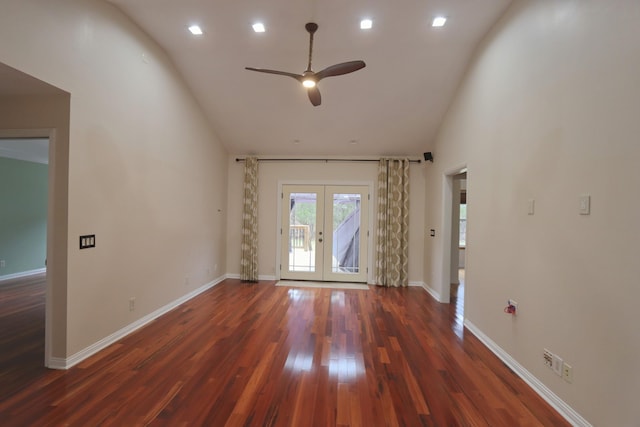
left=245, top=22, right=366, bottom=107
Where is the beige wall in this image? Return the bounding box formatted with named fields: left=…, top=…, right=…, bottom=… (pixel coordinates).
left=227, top=157, right=426, bottom=284
left=424, top=0, right=640, bottom=425
left=0, top=0, right=228, bottom=358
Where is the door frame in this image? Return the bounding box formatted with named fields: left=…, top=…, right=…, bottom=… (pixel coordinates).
left=440, top=164, right=467, bottom=304
left=0, top=128, right=56, bottom=368
left=276, top=180, right=374, bottom=284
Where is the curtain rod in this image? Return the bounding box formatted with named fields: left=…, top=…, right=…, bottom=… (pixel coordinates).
left=235, top=158, right=422, bottom=163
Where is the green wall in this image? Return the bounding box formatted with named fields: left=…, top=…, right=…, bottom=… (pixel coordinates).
left=0, top=156, right=48, bottom=277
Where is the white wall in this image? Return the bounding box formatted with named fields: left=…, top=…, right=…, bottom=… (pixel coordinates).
left=227, top=157, right=426, bottom=285
left=0, top=0, right=228, bottom=358
left=424, top=1, right=640, bottom=425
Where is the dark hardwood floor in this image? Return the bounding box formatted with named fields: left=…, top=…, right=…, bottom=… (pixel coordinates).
left=0, top=274, right=50, bottom=399
left=0, top=277, right=570, bottom=426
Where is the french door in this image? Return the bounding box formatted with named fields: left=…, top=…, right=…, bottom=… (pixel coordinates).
left=280, top=185, right=369, bottom=282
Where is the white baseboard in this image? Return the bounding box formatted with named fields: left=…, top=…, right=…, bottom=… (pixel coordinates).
left=409, top=281, right=442, bottom=302
left=47, top=357, right=67, bottom=370
left=56, top=276, right=226, bottom=370
left=0, top=267, right=46, bottom=283
left=464, top=320, right=591, bottom=427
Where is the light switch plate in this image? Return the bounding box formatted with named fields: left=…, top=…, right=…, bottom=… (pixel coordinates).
left=527, top=199, right=535, bottom=215
left=79, top=234, right=96, bottom=249
left=579, top=195, right=590, bottom=215
left=552, top=354, right=564, bottom=376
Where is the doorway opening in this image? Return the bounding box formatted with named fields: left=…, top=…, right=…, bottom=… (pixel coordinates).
left=0, top=137, right=49, bottom=278
left=0, top=136, right=50, bottom=385
left=440, top=166, right=467, bottom=315
left=450, top=173, right=467, bottom=322
left=0, top=62, right=71, bottom=369
left=280, top=184, right=370, bottom=283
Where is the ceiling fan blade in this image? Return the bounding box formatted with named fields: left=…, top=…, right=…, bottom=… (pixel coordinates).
left=315, top=60, right=366, bottom=81
left=307, top=87, right=321, bottom=106
left=245, top=67, right=303, bottom=81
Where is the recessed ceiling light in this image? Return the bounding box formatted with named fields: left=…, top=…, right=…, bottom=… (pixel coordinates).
left=252, top=22, right=266, bottom=33
left=188, top=25, right=203, bottom=35
left=360, top=19, right=373, bottom=30
left=432, top=16, right=447, bottom=27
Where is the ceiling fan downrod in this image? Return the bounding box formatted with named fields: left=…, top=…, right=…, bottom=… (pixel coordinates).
left=305, top=22, right=318, bottom=72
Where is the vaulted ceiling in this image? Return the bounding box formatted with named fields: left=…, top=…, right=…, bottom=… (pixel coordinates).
left=1, top=1, right=512, bottom=157
left=107, top=0, right=512, bottom=156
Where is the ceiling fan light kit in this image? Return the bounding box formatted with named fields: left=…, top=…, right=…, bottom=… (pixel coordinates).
left=245, top=22, right=366, bottom=106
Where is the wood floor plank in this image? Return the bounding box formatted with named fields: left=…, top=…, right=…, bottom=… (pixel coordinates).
left=0, top=278, right=572, bottom=426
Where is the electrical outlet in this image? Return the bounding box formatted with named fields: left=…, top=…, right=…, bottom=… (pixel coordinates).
left=0, top=260, right=5, bottom=268
left=562, top=363, right=573, bottom=383
left=129, top=297, right=135, bottom=312
left=508, top=299, right=518, bottom=314
left=185, top=275, right=189, bottom=286
left=552, top=354, right=564, bottom=376
left=543, top=349, right=553, bottom=368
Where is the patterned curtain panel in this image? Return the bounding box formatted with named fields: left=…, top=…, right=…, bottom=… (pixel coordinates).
left=240, top=157, right=259, bottom=281
left=376, top=158, right=410, bottom=287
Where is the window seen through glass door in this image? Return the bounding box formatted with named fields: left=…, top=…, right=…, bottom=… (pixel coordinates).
left=331, top=193, right=361, bottom=273
left=288, top=193, right=317, bottom=272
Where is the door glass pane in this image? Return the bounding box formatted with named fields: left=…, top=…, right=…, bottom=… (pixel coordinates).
left=288, top=193, right=316, bottom=272
left=331, top=193, right=360, bottom=274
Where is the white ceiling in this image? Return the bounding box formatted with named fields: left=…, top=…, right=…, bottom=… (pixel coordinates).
left=107, top=0, right=512, bottom=157
left=0, top=1, right=513, bottom=158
